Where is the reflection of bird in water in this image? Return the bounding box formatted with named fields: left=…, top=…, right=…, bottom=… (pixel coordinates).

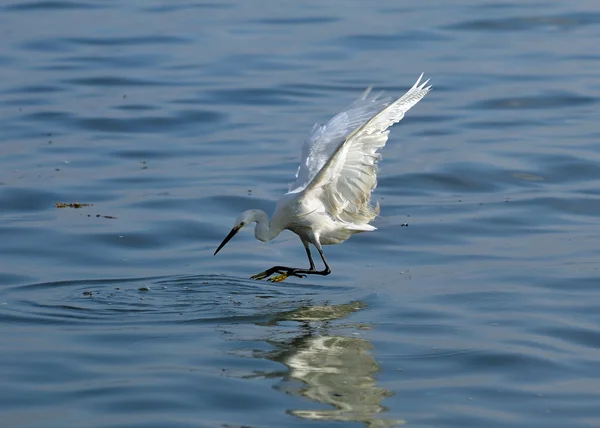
left=263, top=302, right=405, bottom=427
left=285, top=335, right=403, bottom=427
left=214, top=75, right=431, bottom=282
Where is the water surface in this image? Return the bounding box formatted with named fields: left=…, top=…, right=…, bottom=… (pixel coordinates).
left=1, top=0, right=600, bottom=427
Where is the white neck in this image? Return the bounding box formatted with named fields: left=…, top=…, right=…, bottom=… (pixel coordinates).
left=249, top=209, right=280, bottom=242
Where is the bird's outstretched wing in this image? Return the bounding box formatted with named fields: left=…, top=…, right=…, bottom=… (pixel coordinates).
left=301, top=74, right=431, bottom=224
left=289, top=88, right=394, bottom=193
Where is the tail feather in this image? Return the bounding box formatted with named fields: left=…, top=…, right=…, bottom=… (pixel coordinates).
left=345, top=223, right=377, bottom=232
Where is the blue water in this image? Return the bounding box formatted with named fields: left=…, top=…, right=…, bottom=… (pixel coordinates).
left=2, top=1, right=600, bottom=427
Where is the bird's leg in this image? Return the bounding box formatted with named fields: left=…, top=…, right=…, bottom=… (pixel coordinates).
left=251, top=242, right=315, bottom=282
left=264, top=242, right=316, bottom=282
left=304, top=241, right=316, bottom=270
left=256, top=244, right=331, bottom=283
left=306, top=246, right=331, bottom=276
left=279, top=246, right=331, bottom=278
left=250, top=266, right=307, bottom=281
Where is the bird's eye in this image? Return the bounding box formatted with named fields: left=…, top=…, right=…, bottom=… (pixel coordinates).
left=239, top=222, right=245, bottom=227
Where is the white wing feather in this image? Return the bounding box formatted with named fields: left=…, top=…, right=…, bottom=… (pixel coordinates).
left=302, top=74, right=431, bottom=224
left=289, top=88, right=394, bottom=193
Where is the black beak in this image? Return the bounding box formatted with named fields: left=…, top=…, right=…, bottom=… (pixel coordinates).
left=214, top=224, right=242, bottom=255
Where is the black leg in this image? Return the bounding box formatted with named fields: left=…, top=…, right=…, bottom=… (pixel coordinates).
left=316, top=246, right=332, bottom=275
left=250, top=243, right=331, bottom=282
left=304, top=241, right=316, bottom=270
left=250, top=266, right=307, bottom=281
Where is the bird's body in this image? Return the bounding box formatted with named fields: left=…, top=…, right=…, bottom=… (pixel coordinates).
left=275, top=191, right=375, bottom=245
left=215, top=74, right=431, bottom=282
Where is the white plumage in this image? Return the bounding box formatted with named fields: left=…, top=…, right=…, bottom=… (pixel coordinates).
left=215, top=74, right=431, bottom=282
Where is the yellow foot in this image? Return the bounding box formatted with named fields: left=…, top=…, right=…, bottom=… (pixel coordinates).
left=268, top=273, right=290, bottom=283
left=251, top=269, right=307, bottom=282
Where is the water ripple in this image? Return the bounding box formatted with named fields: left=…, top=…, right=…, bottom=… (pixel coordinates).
left=472, top=93, right=596, bottom=110
left=4, top=0, right=105, bottom=11
left=447, top=12, right=600, bottom=32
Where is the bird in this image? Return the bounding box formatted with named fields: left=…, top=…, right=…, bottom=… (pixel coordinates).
left=214, top=74, right=431, bottom=282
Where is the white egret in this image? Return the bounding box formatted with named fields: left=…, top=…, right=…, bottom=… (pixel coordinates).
left=215, top=74, right=431, bottom=282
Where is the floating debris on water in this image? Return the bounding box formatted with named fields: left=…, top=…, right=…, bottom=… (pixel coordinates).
left=55, top=202, right=92, bottom=208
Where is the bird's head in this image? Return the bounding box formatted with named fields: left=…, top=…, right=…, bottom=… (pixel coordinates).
left=214, top=210, right=256, bottom=255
